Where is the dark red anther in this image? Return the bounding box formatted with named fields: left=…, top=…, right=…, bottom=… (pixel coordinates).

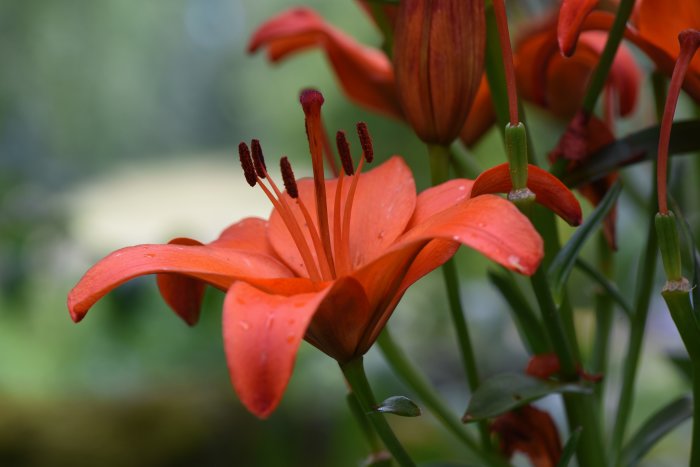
left=280, top=156, right=299, bottom=199
left=251, top=139, right=267, bottom=178
left=356, top=122, right=374, bottom=163
left=336, top=131, right=355, bottom=176
left=238, top=142, right=257, bottom=187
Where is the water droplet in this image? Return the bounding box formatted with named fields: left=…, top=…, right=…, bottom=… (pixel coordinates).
left=452, top=235, right=460, bottom=241
left=239, top=321, right=250, bottom=331
left=266, top=315, right=274, bottom=329
left=377, top=230, right=385, bottom=240
left=143, top=253, right=156, bottom=258
left=286, top=333, right=295, bottom=344
left=508, top=255, right=525, bottom=272
left=477, top=222, right=486, bottom=228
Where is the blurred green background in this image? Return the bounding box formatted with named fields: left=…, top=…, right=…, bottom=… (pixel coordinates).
left=0, top=0, right=695, bottom=465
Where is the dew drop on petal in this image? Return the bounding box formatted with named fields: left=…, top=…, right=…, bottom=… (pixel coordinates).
left=508, top=255, right=525, bottom=272
left=238, top=321, right=250, bottom=331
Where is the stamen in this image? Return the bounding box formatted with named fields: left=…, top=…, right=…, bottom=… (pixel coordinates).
left=267, top=157, right=333, bottom=280
left=300, top=89, right=336, bottom=277
left=280, top=156, right=298, bottom=198
left=238, top=142, right=257, bottom=187
left=657, top=29, right=700, bottom=215
left=336, top=130, right=355, bottom=175
left=341, top=158, right=366, bottom=270
left=356, top=122, right=374, bottom=162
left=251, top=139, right=267, bottom=178
left=251, top=174, right=322, bottom=282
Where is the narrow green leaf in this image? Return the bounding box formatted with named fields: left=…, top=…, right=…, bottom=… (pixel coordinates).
left=547, top=182, right=622, bottom=304
left=462, top=373, right=590, bottom=422
left=620, top=395, right=692, bottom=466
left=374, top=396, right=422, bottom=417
left=562, top=119, right=700, bottom=187
left=557, top=427, right=582, bottom=467
left=575, top=258, right=633, bottom=317
left=488, top=270, right=549, bottom=354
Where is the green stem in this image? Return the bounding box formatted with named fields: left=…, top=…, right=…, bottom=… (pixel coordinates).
left=662, top=289, right=700, bottom=465
left=591, top=235, right=615, bottom=408
left=428, top=144, right=491, bottom=449
left=377, top=330, right=508, bottom=467
left=611, top=214, right=657, bottom=463
left=347, top=392, right=383, bottom=453
left=580, top=0, right=636, bottom=114
left=530, top=269, right=576, bottom=377
left=340, top=357, right=416, bottom=467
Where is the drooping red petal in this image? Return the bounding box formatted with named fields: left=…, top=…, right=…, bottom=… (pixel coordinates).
left=67, top=243, right=294, bottom=323
left=248, top=7, right=402, bottom=118
left=491, top=405, right=563, bottom=467
left=223, top=278, right=369, bottom=418
left=156, top=238, right=207, bottom=326
left=155, top=218, right=279, bottom=326
left=398, top=194, right=544, bottom=275
left=269, top=156, right=417, bottom=275
left=557, top=0, right=600, bottom=56
left=471, top=163, right=583, bottom=226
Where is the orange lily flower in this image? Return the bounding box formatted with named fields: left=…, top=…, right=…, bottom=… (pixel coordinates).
left=558, top=0, right=700, bottom=102
left=67, top=90, right=545, bottom=419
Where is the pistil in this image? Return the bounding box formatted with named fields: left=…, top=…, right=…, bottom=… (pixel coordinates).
left=300, top=89, right=337, bottom=278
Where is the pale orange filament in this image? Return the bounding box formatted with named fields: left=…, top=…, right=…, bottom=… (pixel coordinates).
left=252, top=176, right=322, bottom=281
left=341, top=158, right=366, bottom=271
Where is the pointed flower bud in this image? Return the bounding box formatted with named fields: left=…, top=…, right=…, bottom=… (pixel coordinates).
left=393, top=0, right=485, bottom=145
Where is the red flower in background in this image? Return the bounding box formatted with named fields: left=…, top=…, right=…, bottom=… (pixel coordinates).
left=68, top=90, right=546, bottom=419
left=558, top=0, right=700, bottom=102
left=491, top=405, right=563, bottom=467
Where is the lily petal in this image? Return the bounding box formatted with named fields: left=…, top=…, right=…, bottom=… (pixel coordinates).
left=156, top=238, right=206, bottom=326
left=248, top=7, right=402, bottom=118
left=156, top=218, right=277, bottom=326
left=269, top=156, right=417, bottom=274
left=67, top=244, right=293, bottom=323
left=409, top=178, right=474, bottom=228
left=398, top=194, right=544, bottom=275
left=557, top=0, right=600, bottom=56
left=223, top=278, right=369, bottom=418
left=471, top=163, right=583, bottom=226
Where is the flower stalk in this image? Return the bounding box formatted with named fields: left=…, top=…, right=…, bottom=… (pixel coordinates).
left=340, top=357, right=416, bottom=467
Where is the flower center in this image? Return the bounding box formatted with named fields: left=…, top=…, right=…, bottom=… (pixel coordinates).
left=238, top=89, right=374, bottom=282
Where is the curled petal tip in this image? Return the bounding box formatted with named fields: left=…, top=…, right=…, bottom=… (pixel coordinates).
left=557, top=0, right=599, bottom=57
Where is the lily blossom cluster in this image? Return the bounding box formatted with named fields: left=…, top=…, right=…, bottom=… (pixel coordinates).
left=68, top=89, right=545, bottom=418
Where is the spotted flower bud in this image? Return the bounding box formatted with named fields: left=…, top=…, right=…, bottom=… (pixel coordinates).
left=393, top=0, right=485, bottom=144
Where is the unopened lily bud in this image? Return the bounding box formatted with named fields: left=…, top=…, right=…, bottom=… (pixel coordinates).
left=393, top=0, right=485, bottom=145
